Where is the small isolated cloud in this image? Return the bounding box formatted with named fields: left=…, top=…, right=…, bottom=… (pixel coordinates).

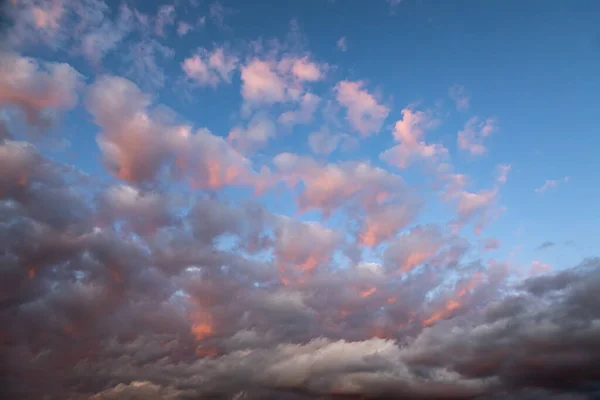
left=535, top=176, right=570, bottom=194
left=536, top=241, right=555, bottom=251
left=177, top=21, right=193, bottom=37
left=496, top=163, right=511, bottom=184
left=458, top=116, right=497, bottom=156
left=449, top=84, right=469, bottom=111
left=335, top=80, right=390, bottom=136
left=182, top=47, right=239, bottom=88
left=336, top=36, right=348, bottom=52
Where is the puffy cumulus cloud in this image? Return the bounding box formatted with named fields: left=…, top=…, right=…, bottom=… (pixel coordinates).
left=380, top=108, right=446, bottom=169
left=270, top=153, right=420, bottom=246
left=240, top=55, right=325, bottom=110
left=182, top=46, right=239, bottom=88
left=383, top=225, right=447, bottom=273
left=274, top=216, right=344, bottom=285
left=2, top=7, right=597, bottom=400
left=279, top=92, right=321, bottom=127
left=86, top=75, right=253, bottom=187
left=457, top=116, right=497, bottom=156
left=2, top=134, right=600, bottom=399
left=228, top=113, right=277, bottom=153
left=335, top=80, right=390, bottom=136
left=0, top=52, right=82, bottom=129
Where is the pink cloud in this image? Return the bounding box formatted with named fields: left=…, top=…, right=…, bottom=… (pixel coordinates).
left=383, top=225, right=445, bottom=273
left=272, top=154, right=410, bottom=218
left=274, top=217, right=342, bottom=285
left=240, top=55, right=325, bottom=111
left=177, top=22, right=193, bottom=37
left=535, top=176, right=569, bottom=194
left=240, top=59, right=291, bottom=105
left=380, top=108, right=446, bottom=168
left=458, top=116, right=497, bottom=155
left=269, top=153, right=420, bottom=245
left=453, top=188, right=499, bottom=234
left=335, top=80, right=390, bottom=136
left=358, top=203, right=419, bottom=247
left=183, top=47, right=239, bottom=87
left=0, top=52, right=82, bottom=128
left=86, top=75, right=251, bottom=188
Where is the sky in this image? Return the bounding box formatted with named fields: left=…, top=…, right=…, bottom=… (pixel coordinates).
left=1, top=0, right=600, bottom=399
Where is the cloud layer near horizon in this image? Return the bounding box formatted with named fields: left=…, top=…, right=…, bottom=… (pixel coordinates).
left=0, top=1, right=596, bottom=399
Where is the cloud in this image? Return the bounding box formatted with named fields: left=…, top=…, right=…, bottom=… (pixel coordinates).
left=209, top=1, right=237, bottom=30
left=182, top=46, right=239, bottom=87
left=449, top=84, right=469, bottom=111
left=535, top=176, right=570, bottom=193
left=380, top=108, right=446, bottom=168
left=176, top=21, right=193, bottom=36
left=2, top=137, right=599, bottom=399
left=496, top=164, right=511, bottom=184
left=0, top=52, right=83, bottom=128
left=536, top=241, right=556, bottom=250
left=154, top=5, right=175, bottom=37
left=2, top=4, right=596, bottom=399
left=278, top=92, right=320, bottom=127
left=85, top=75, right=251, bottom=187
left=308, top=127, right=344, bottom=155
left=228, top=113, right=277, bottom=153
left=335, top=80, right=390, bottom=136
left=337, top=36, right=348, bottom=52
left=457, top=116, right=497, bottom=156
left=240, top=56, right=324, bottom=110
left=483, top=237, right=501, bottom=252
left=451, top=187, right=500, bottom=235
left=5, top=0, right=135, bottom=64
left=530, top=260, right=552, bottom=275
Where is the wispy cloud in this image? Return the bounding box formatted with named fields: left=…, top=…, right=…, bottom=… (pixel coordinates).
left=535, top=176, right=570, bottom=193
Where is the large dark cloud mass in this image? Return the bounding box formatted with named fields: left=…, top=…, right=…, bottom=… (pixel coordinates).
left=2, top=129, right=600, bottom=399
left=1, top=1, right=599, bottom=399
